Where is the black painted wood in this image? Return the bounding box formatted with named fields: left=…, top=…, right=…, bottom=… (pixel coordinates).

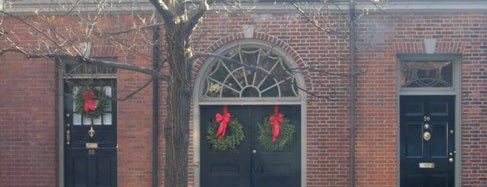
left=200, top=105, right=301, bottom=187
left=400, top=96, right=455, bottom=187
left=64, top=80, right=117, bottom=187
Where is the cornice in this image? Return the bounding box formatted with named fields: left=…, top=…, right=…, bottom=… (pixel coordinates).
left=3, top=1, right=487, bottom=15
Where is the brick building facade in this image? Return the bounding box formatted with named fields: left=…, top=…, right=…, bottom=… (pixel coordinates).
left=1, top=1, right=486, bottom=187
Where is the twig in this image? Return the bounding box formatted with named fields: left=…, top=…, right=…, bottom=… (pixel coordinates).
left=290, top=2, right=339, bottom=35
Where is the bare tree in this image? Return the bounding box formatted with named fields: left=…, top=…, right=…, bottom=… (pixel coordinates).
left=0, top=1, right=220, bottom=186
left=1, top=0, right=386, bottom=186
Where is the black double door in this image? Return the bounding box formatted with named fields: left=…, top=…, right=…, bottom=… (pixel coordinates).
left=400, top=96, right=455, bottom=187
left=64, top=80, right=117, bottom=187
left=200, top=105, right=301, bottom=187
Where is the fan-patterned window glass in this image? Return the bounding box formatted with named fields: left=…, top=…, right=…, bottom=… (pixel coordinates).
left=203, top=45, right=298, bottom=98
left=400, top=61, right=453, bottom=88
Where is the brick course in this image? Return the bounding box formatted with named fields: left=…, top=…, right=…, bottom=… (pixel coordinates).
left=0, top=55, right=57, bottom=186
left=0, top=6, right=486, bottom=187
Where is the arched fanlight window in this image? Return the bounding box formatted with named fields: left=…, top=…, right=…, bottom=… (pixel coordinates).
left=202, top=44, right=299, bottom=99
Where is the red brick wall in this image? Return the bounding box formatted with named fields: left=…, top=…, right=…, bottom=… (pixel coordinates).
left=192, top=12, right=352, bottom=187
left=1, top=6, right=487, bottom=187
left=0, top=14, right=161, bottom=187
left=117, top=67, right=154, bottom=187
left=356, top=12, right=487, bottom=187
left=355, top=14, right=399, bottom=187
left=0, top=54, right=57, bottom=187
left=88, top=17, right=160, bottom=187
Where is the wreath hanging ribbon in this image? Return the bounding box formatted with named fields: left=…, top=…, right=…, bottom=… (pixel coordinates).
left=75, top=87, right=109, bottom=119
left=258, top=106, right=295, bottom=152
left=207, top=106, right=245, bottom=151
left=269, top=105, right=283, bottom=142
left=215, top=106, right=231, bottom=138
left=81, top=90, right=96, bottom=112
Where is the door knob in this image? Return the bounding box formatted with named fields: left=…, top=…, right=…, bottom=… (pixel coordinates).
left=423, top=131, right=431, bottom=141
left=449, top=158, right=454, bottom=163
left=252, top=149, right=257, bottom=154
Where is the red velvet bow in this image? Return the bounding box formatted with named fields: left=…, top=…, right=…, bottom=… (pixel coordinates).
left=215, top=106, right=231, bottom=138
left=269, top=105, right=283, bottom=142
left=81, top=90, right=96, bottom=112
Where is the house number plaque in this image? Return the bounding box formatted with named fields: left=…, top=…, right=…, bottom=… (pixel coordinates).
left=419, top=162, right=435, bottom=169
left=86, top=143, right=98, bottom=149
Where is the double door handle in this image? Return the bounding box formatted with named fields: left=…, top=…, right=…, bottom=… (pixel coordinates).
left=253, top=158, right=261, bottom=173
left=252, top=149, right=261, bottom=173
left=66, top=129, right=71, bottom=145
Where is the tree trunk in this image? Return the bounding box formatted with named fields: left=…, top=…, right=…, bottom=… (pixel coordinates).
left=164, top=23, right=192, bottom=187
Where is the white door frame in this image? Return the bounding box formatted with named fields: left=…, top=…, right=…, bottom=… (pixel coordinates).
left=192, top=40, right=307, bottom=187
left=396, top=54, right=461, bottom=187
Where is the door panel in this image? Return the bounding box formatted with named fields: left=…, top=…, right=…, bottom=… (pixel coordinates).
left=64, top=80, right=117, bottom=187
left=252, top=105, right=300, bottom=187
left=201, top=105, right=301, bottom=187
left=201, top=106, right=252, bottom=187
left=400, top=96, right=454, bottom=187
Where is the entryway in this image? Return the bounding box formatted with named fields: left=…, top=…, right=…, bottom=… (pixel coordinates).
left=64, top=79, right=117, bottom=187
left=400, top=96, right=455, bottom=187
left=200, top=105, right=301, bottom=187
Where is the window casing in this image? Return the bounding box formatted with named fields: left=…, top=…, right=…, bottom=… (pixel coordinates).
left=59, top=57, right=117, bottom=125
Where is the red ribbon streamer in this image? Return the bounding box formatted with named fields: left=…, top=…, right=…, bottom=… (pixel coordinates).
left=215, top=106, right=231, bottom=138
left=82, top=90, right=96, bottom=112
left=269, top=105, right=283, bottom=142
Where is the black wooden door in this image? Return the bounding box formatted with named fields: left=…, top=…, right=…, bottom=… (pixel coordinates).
left=201, top=105, right=301, bottom=187
left=64, top=80, right=117, bottom=187
left=400, top=96, right=455, bottom=187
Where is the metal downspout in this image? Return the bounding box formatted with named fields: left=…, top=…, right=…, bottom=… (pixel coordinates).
left=152, top=16, right=161, bottom=187
left=349, top=0, right=357, bottom=187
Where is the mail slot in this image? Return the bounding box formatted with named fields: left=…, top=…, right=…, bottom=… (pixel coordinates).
left=86, top=143, right=98, bottom=149
left=419, top=162, right=435, bottom=169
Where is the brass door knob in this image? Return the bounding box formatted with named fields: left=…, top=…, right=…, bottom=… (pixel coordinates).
left=423, top=131, right=431, bottom=141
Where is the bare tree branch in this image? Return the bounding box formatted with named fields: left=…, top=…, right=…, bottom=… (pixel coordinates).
left=184, top=0, right=212, bottom=38
left=0, top=46, right=168, bottom=80
left=291, top=2, right=340, bottom=35
left=118, top=78, right=153, bottom=101
left=0, top=47, right=46, bottom=58
left=290, top=67, right=350, bottom=77
left=148, top=0, right=175, bottom=24
left=366, top=0, right=387, bottom=13
left=0, top=10, right=79, bottom=55
left=82, top=57, right=168, bottom=80
left=97, top=22, right=164, bottom=36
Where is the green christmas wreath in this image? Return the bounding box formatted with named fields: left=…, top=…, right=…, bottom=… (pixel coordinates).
left=207, top=119, right=245, bottom=151
left=74, top=87, right=109, bottom=119
left=258, top=115, right=295, bottom=152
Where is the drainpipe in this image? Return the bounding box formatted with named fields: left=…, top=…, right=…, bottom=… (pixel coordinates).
left=152, top=16, right=161, bottom=187
left=349, top=0, right=357, bottom=187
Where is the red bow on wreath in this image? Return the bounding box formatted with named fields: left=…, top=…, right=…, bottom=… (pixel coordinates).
left=215, top=106, right=231, bottom=138
left=82, top=90, right=96, bottom=112
left=269, top=105, right=283, bottom=142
